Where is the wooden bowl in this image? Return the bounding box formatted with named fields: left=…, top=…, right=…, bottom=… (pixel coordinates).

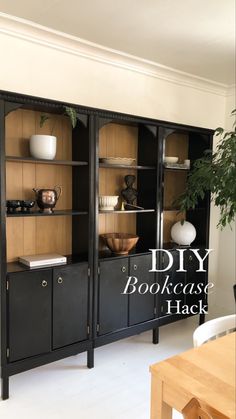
left=101, top=233, right=139, bottom=255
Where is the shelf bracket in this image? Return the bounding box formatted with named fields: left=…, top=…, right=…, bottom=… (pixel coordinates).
left=5, top=101, right=23, bottom=116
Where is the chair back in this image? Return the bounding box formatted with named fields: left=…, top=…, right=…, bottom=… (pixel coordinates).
left=193, top=314, right=236, bottom=347
left=182, top=398, right=229, bottom=419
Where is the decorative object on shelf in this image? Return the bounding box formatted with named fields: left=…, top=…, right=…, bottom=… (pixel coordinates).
left=171, top=221, right=196, bottom=246
left=101, top=233, right=139, bottom=255
left=99, top=157, right=136, bottom=165
left=19, top=253, right=67, bottom=268
left=30, top=134, right=57, bottom=160
left=124, top=203, right=144, bottom=211
left=121, top=175, right=138, bottom=206
left=6, top=200, right=21, bottom=214
left=184, top=159, right=190, bottom=169
left=164, top=156, right=178, bottom=164
left=99, top=195, right=119, bottom=211
left=20, top=200, right=35, bottom=213
left=29, top=106, right=78, bottom=160
left=164, top=162, right=189, bottom=169
left=176, top=109, right=236, bottom=228
left=33, top=186, right=62, bottom=213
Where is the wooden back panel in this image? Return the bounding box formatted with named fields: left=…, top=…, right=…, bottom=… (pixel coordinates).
left=163, top=132, right=188, bottom=243
left=5, top=109, right=72, bottom=262
left=165, top=132, right=189, bottom=162
left=98, top=123, right=138, bottom=249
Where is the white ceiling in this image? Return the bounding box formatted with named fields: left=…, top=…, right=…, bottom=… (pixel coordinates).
left=0, top=0, right=235, bottom=85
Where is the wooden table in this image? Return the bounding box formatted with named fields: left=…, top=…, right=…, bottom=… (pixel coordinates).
left=150, top=332, right=236, bottom=419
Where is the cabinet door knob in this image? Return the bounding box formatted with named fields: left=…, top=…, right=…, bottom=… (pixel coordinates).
left=189, top=255, right=193, bottom=261
left=121, top=266, right=126, bottom=273
left=57, top=277, right=63, bottom=284
left=133, top=264, right=137, bottom=271
left=42, top=280, right=48, bottom=287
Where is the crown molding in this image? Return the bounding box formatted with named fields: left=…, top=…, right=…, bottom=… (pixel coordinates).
left=0, top=12, right=229, bottom=97
left=225, top=85, right=236, bottom=97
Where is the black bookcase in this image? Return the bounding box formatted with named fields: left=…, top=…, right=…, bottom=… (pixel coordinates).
left=0, top=90, right=213, bottom=399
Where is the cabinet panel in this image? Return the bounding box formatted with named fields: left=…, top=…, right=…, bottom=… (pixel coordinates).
left=53, top=264, right=88, bottom=349
left=160, top=250, right=185, bottom=317
left=98, top=259, right=128, bottom=335
left=129, top=254, right=155, bottom=325
left=8, top=270, right=52, bottom=362
left=185, top=249, right=207, bottom=307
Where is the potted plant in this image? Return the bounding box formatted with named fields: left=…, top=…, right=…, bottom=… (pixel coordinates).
left=30, top=106, right=77, bottom=160
left=175, top=109, right=236, bottom=229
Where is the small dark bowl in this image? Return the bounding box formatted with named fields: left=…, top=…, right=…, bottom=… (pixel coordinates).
left=20, top=200, right=35, bottom=212
left=6, top=200, right=21, bottom=213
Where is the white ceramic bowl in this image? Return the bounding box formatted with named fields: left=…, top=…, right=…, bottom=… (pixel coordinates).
left=164, top=156, right=178, bottom=164
left=99, top=196, right=119, bottom=211
left=30, top=135, right=57, bottom=160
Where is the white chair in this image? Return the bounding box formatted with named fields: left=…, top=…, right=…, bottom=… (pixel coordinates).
left=193, top=314, right=236, bottom=347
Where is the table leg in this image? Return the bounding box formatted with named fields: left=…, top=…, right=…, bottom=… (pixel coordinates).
left=150, top=374, right=172, bottom=419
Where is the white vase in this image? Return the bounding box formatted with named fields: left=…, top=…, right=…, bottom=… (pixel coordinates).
left=171, top=221, right=196, bottom=246
left=30, top=135, right=57, bottom=160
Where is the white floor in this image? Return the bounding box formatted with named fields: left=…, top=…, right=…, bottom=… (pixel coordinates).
left=0, top=317, right=199, bottom=419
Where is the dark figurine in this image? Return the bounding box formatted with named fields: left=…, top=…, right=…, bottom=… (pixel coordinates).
left=121, top=175, right=138, bottom=205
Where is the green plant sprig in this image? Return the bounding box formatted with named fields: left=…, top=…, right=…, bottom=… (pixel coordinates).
left=40, top=106, right=78, bottom=135
left=175, top=109, right=236, bottom=229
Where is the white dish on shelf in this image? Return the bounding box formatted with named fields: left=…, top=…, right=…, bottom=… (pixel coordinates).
left=100, top=157, right=136, bottom=165
left=164, top=163, right=189, bottom=170
left=164, top=156, right=178, bottom=164
left=99, top=195, right=119, bottom=211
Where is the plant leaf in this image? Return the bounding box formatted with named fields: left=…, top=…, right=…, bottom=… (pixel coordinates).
left=40, top=114, right=50, bottom=127
left=64, top=106, right=77, bottom=128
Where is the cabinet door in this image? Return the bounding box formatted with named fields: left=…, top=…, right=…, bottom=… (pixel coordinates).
left=53, top=263, right=88, bottom=349
left=98, top=258, right=128, bottom=335
left=185, top=249, right=207, bottom=308
left=129, top=254, right=155, bottom=325
left=8, top=270, right=51, bottom=362
left=160, top=250, right=185, bottom=317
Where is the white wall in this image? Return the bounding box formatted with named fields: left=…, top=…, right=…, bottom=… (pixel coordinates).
left=0, top=22, right=226, bottom=128
left=0, top=15, right=233, bottom=316
left=210, top=91, right=236, bottom=317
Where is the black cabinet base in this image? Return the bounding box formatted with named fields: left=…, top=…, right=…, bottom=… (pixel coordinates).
left=1, top=376, right=9, bottom=400
left=199, top=313, right=205, bottom=325
left=152, top=327, right=159, bottom=344
left=87, top=349, right=94, bottom=369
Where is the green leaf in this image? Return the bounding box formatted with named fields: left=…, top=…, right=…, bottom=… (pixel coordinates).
left=40, top=114, right=50, bottom=127
left=64, top=106, right=77, bottom=128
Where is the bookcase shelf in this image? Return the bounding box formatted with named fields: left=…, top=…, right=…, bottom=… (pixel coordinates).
left=6, top=210, right=88, bottom=217
left=6, top=156, right=88, bottom=166
left=99, top=163, right=156, bottom=170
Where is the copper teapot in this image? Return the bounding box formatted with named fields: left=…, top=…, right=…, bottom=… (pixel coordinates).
left=33, top=186, right=62, bottom=213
